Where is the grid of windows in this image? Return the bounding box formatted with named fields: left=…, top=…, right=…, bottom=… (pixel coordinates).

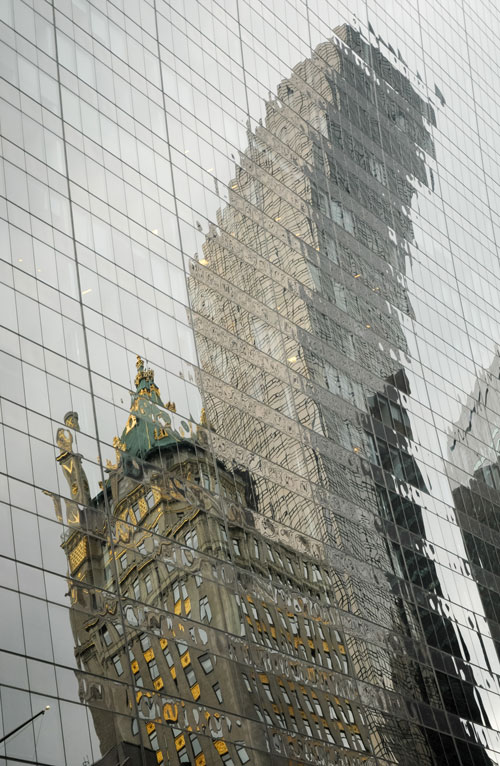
left=2, top=2, right=500, bottom=765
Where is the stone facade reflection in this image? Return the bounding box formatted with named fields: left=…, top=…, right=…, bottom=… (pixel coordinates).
left=52, top=358, right=373, bottom=765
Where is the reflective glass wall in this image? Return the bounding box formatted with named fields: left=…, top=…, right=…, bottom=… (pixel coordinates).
left=2, top=1, right=500, bottom=765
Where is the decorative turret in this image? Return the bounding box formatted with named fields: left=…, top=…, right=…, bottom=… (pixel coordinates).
left=50, top=411, right=90, bottom=525
left=133, top=355, right=162, bottom=399
left=106, top=357, right=199, bottom=473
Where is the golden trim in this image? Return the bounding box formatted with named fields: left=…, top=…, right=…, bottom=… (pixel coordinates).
left=213, top=740, right=228, bottom=755
left=163, top=703, right=178, bottom=721
left=191, top=683, right=200, bottom=700
left=125, top=414, right=137, bottom=434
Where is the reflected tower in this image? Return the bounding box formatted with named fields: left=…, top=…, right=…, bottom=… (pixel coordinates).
left=189, top=23, right=494, bottom=766
left=52, top=358, right=374, bottom=765
left=449, top=352, right=500, bottom=668
left=189, top=24, right=431, bottom=540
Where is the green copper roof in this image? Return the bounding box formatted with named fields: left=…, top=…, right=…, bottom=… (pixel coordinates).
left=115, top=357, right=194, bottom=462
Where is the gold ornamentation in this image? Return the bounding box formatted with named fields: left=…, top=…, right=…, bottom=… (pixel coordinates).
left=68, top=538, right=88, bottom=572
left=134, top=356, right=156, bottom=388
left=114, top=520, right=131, bottom=543
left=137, top=383, right=161, bottom=399
left=154, top=427, right=170, bottom=441
left=56, top=428, right=73, bottom=454
left=163, top=703, right=178, bottom=722
left=197, top=406, right=215, bottom=435
left=174, top=734, right=185, bottom=750
left=62, top=458, right=74, bottom=474
left=213, top=741, right=228, bottom=755
left=64, top=411, right=80, bottom=431
left=124, top=414, right=137, bottom=434
left=106, top=436, right=126, bottom=470
left=191, top=683, right=200, bottom=700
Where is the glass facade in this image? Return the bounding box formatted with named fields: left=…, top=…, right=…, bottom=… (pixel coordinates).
left=2, top=1, right=500, bottom=765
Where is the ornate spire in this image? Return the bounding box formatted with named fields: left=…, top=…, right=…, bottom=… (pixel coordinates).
left=134, top=355, right=156, bottom=390
left=52, top=411, right=90, bottom=525
left=64, top=412, right=80, bottom=431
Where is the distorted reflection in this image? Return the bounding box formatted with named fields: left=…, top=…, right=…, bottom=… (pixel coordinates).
left=50, top=358, right=374, bottom=765
left=28, top=16, right=500, bottom=766
left=188, top=21, right=498, bottom=766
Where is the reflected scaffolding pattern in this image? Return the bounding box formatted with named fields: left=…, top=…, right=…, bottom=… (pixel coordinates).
left=1, top=1, right=500, bottom=765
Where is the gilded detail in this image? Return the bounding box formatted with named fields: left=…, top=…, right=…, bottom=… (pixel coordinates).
left=106, top=436, right=126, bottom=470
left=124, top=414, right=137, bottom=434
left=68, top=538, right=88, bottom=573
left=154, top=426, right=170, bottom=441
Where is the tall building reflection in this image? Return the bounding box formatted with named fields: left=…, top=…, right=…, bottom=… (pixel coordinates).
left=189, top=22, right=495, bottom=766
left=36, top=18, right=499, bottom=766
left=449, top=352, right=500, bottom=685
left=367, top=373, right=493, bottom=765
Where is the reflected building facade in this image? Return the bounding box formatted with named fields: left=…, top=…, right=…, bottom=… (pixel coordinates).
left=52, top=357, right=373, bottom=765
left=449, top=353, right=500, bottom=669
left=367, top=374, right=494, bottom=766
left=3, top=3, right=500, bottom=766
left=189, top=22, right=496, bottom=766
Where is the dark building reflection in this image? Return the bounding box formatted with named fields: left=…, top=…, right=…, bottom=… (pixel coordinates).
left=449, top=351, right=500, bottom=628
left=453, top=459, right=500, bottom=649
left=366, top=373, right=494, bottom=765
left=448, top=354, right=500, bottom=717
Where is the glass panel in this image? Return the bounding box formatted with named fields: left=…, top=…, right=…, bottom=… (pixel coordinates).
left=2, top=1, right=500, bottom=764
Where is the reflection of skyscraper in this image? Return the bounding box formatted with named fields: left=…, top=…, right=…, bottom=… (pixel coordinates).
left=367, top=373, right=494, bottom=765
left=449, top=351, right=500, bottom=669
left=189, top=24, right=494, bottom=766
left=453, top=458, right=500, bottom=663
left=189, top=24, right=431, bottom=538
